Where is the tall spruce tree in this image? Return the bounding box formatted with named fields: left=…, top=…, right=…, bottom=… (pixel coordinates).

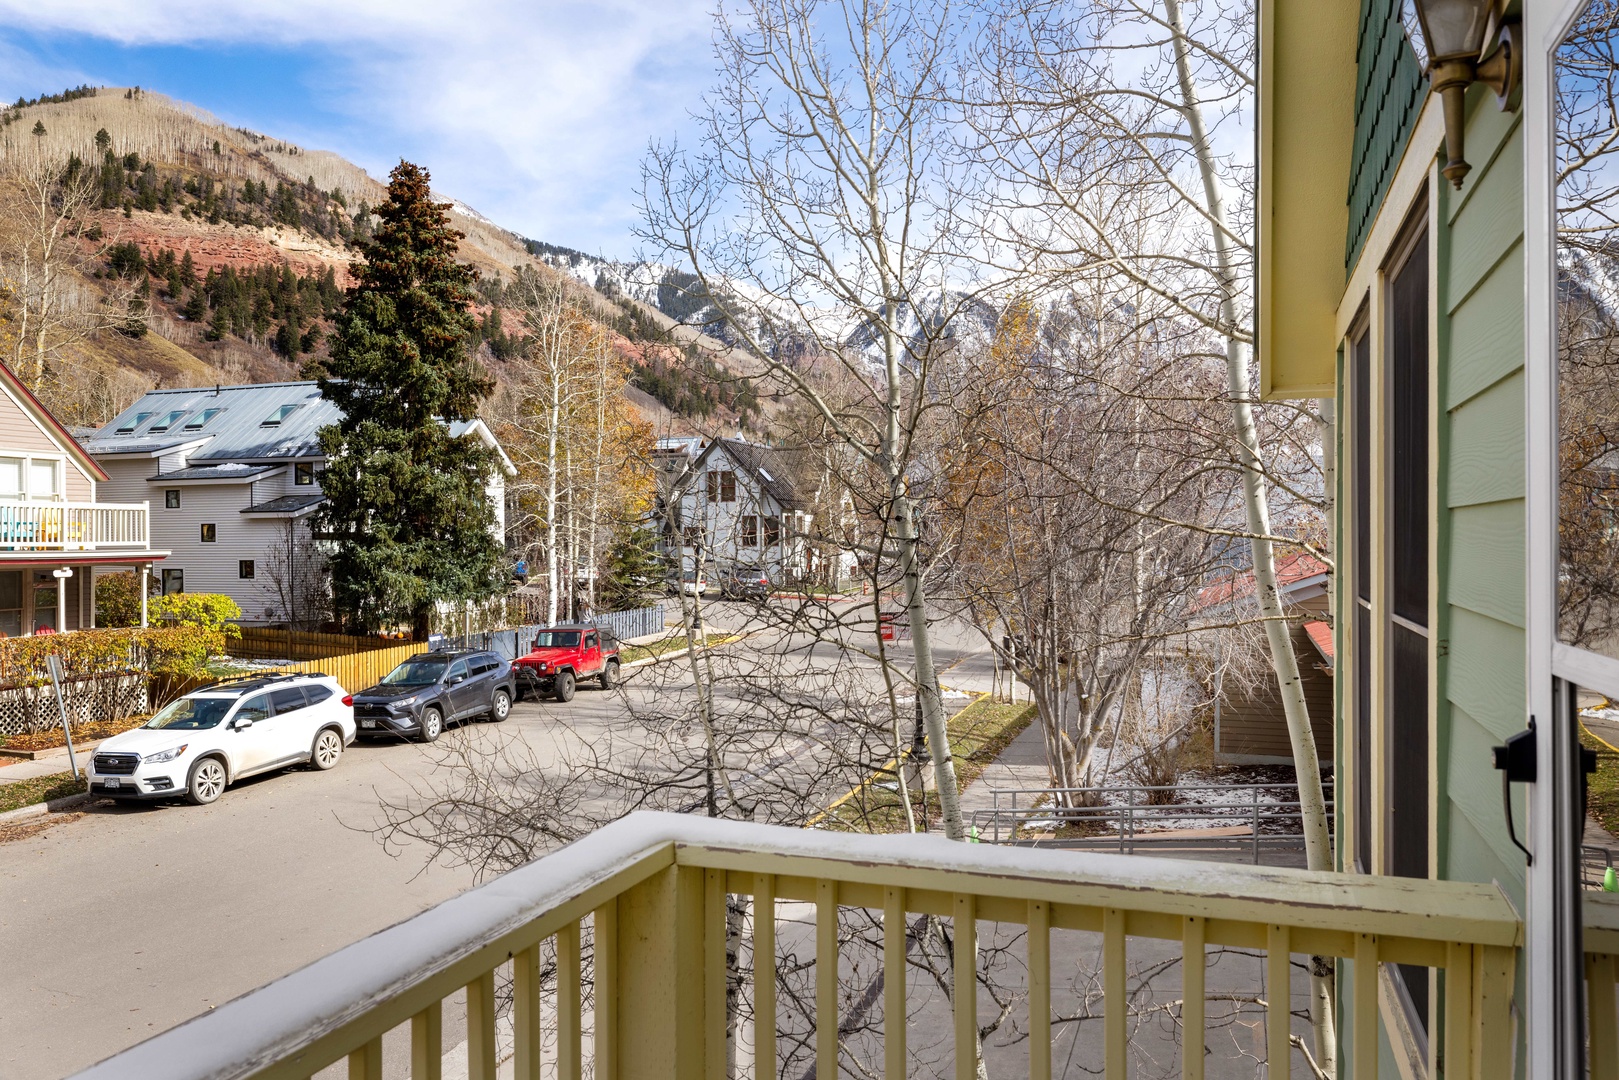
left=312, top=161, right=502, bottom=636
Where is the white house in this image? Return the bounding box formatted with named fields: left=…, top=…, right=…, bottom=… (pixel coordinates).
left=0, top=362, right=169, bottom=635
left=662, top=437, right=855, bottom=585
left=84, top=381, right=513, bottom=626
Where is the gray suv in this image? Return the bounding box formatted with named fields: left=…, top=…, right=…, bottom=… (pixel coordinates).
left=351, top=649, right=515, bottom=742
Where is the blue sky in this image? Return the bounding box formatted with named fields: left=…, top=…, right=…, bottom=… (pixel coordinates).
left=0, top=2, right=715, bottom=257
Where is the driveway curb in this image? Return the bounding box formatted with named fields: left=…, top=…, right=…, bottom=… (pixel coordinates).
left=0, top=790, right=94, bottom=825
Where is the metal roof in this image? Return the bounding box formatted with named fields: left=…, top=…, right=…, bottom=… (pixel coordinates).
left=153, top=463, right=281, bottom=483
left=89, top=382, right=340, bottom=462
left=241, top=493, right=327, bottom=516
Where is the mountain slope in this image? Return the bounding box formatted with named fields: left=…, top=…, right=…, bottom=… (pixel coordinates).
left=0, top=87, right=766, bottom=434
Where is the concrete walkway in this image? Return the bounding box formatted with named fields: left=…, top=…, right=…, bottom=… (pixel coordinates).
left=958, top=714, right=1048, bottom=816
left=0, top=745, right=85, bottom=785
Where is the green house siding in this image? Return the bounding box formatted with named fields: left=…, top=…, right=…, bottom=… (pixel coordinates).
left=1345, top=0, right=1425, bottom=269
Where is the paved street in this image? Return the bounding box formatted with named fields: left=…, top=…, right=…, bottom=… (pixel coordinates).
left=0, top=602, right=999, bottom=1079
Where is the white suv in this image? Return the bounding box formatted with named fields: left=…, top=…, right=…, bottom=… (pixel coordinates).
left=88, top=673, right=355, bottom=805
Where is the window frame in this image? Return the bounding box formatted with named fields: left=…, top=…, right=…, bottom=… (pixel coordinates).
left=165, top=489, right=181, bottom=509
left=238, top=560, right=255, bottom=580
left=200, top=523, right=217, bottom=543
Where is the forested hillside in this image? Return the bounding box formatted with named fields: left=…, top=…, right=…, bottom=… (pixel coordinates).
left=0, top=86, right=761, bottom=433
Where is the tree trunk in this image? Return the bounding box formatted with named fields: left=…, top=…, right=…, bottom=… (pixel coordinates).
left=1162, top=0, right=1337, bottom=1071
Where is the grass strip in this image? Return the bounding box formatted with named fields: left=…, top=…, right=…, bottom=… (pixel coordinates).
left=0, top=771, right=85, bottom=815
left=620, top=631, right=737, bottom=665
left=817, top=696, right=1038, bottom=835
left=1583, top=725, right=1619, bottom=840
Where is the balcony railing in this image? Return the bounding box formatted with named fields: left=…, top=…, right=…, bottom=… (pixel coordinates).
left=69, top=813, right=1532, bottom=1080
left=0, top=499, right=149, bottom=552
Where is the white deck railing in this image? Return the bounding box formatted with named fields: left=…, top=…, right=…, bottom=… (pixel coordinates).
left=66, top=812, right=1533, bottom=1080
left=0, top=499, right=149, bottom=551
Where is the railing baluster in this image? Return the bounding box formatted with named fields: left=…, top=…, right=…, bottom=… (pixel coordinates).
left=1182, top=915, right=1205, bottom=1080
left=881, top=886, right=906, bottom=1080
left=707, top=868, right=728, bottom=1079
left=559, top=920, right=583, bottom=1080
left=347, top=1035, right=382, bottom=1080
left=1104, top=907, right=1126, bottom=1080
left=1587, top=953, right=1618, bottom=1080
left=594, top=902, right=620, bottom=1080
left=412, top=1000, right=443, bottom=1080
left=514, top=945, right=542, bottom=1079
left=1475, top=945, right=1516, bottom=1080
left=1352, top=934, right=1377, bottom=1080
left=467, top=968, right=498, bottom=1080
left=756, top=875, right=777, bottom=1080
left=1444, top=940, right=1475, bottom=1080
left=1028, top=900, right=1051, bottom=1080
left=817, top=878, right=838, bottom=1080
left=1266, top=924, right=1290, bottom=1080
left=955, top=894, right=977, bottom=1080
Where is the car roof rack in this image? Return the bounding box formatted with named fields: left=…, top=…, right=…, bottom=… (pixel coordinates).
left=204, top=671, right=314, bottom=692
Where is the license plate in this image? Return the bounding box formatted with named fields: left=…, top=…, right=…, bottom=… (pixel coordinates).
left=103, top=778, right=121, bottom=789
left=360, top=719, right=377, bottom=729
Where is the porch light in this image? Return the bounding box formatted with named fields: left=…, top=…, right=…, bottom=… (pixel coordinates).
left=1410, top=0, right=1521, bottom=187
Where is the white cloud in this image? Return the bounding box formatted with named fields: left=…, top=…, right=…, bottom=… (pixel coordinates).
left=0, top=0, right=715, bottom=253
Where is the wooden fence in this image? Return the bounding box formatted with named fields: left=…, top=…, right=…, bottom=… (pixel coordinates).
left=231, top=627, right=409, bottom=662
left=261, top=641, right=427, bottom=694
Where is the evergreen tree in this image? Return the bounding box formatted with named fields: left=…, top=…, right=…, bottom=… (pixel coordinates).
left=313, top=161, right=501, bottom=637
left=94, top=127, right=111, bottom=152
left=600, top=525, right=664, bottom=611
left=30, top=120, right=45, bottom=137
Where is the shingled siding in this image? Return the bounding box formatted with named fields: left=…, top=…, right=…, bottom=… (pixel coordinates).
left=1439, top=90, right=1526, bottom=908
left=1345, top=0, right=1425, bottom=270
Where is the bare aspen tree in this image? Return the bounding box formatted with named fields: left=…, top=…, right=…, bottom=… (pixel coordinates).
left=970, top=0, right=1337, bottom=1067
left=0, top=147, right=137, bottom=392
left=638, top=0, right=989, bottom=841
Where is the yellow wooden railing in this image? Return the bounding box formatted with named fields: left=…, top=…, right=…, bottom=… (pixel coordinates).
left=69, top=813, right=1524, bottom=1080
left=1587, top=892, right=1619, bottom=1077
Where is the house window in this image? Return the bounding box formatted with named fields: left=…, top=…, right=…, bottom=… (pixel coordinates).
left=148, top=409, right=187, bottom=433
left=741, top=515, right=758, bottom=546
left=239, top=560, right=255, bottom=579
left=165, top=489, right=181, bottom=509
left=162, top=568, right=183, bottom=595
left=262, top=404, right=301, bottom=427
left=115, top=411, right=152, bottom=434
left=200, top=523, right=216, bottom=543
left=721, top=471, right=736, bottom=502
left=764, top=516, right=781, bottom=547
left=183, top=408, right=222, bottom=431
left=0, top=570, right=21, bottom=637
left=0, top=458, right=21, bottom=499
left=1386, top=214, right=1431, bottom=1029
left=294, top=462, right=315, bottom=486
left=707, top=471, right=719, bottom=502
left=28, top=460, right=58, bottom=501
left=682, top=525, right=701, bottom=547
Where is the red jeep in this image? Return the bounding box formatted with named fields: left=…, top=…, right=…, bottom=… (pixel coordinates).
left=512, top=624, right=620, bottom=702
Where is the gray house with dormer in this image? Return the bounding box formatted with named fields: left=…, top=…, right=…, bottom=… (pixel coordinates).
left=84, top=381, right=512, bottom=626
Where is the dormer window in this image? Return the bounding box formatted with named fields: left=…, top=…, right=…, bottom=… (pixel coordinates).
left=148, top=409, right=188, bottom=433
left=115, top=411, right=153, bottom=435
left=262, top=404, right=302, bottom=427
left=184, top=408, right=222, bottom=431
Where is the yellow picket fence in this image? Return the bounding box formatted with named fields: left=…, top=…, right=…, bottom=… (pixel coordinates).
left=263, top=641, right=427, bottom=694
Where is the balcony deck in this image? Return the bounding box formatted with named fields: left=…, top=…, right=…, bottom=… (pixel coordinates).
left=63, top=812, right=1550, bottom=1080
left=0, top=499, right=153, bottom=555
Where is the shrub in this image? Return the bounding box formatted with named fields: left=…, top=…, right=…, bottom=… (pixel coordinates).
left=150, top=593, right=243, bottom=638
left=94, top=570, right=151, bottom=628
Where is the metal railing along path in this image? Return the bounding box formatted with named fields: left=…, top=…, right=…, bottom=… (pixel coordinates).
left=973, top=782, right=1336, bottom=865
left=71, top=812, right=1525, bottom=1080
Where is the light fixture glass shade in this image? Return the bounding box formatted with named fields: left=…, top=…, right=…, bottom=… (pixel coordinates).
left=1413, top=0, right=1492, bottom=63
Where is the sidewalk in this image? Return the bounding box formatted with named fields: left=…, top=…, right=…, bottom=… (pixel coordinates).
left=957, top=714, right=1047, bottom=816
left=0, top=751, right=80, bottom=785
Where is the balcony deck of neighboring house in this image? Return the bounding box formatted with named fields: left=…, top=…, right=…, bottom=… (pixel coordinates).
left=0, top=364, right=167, bottom=636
